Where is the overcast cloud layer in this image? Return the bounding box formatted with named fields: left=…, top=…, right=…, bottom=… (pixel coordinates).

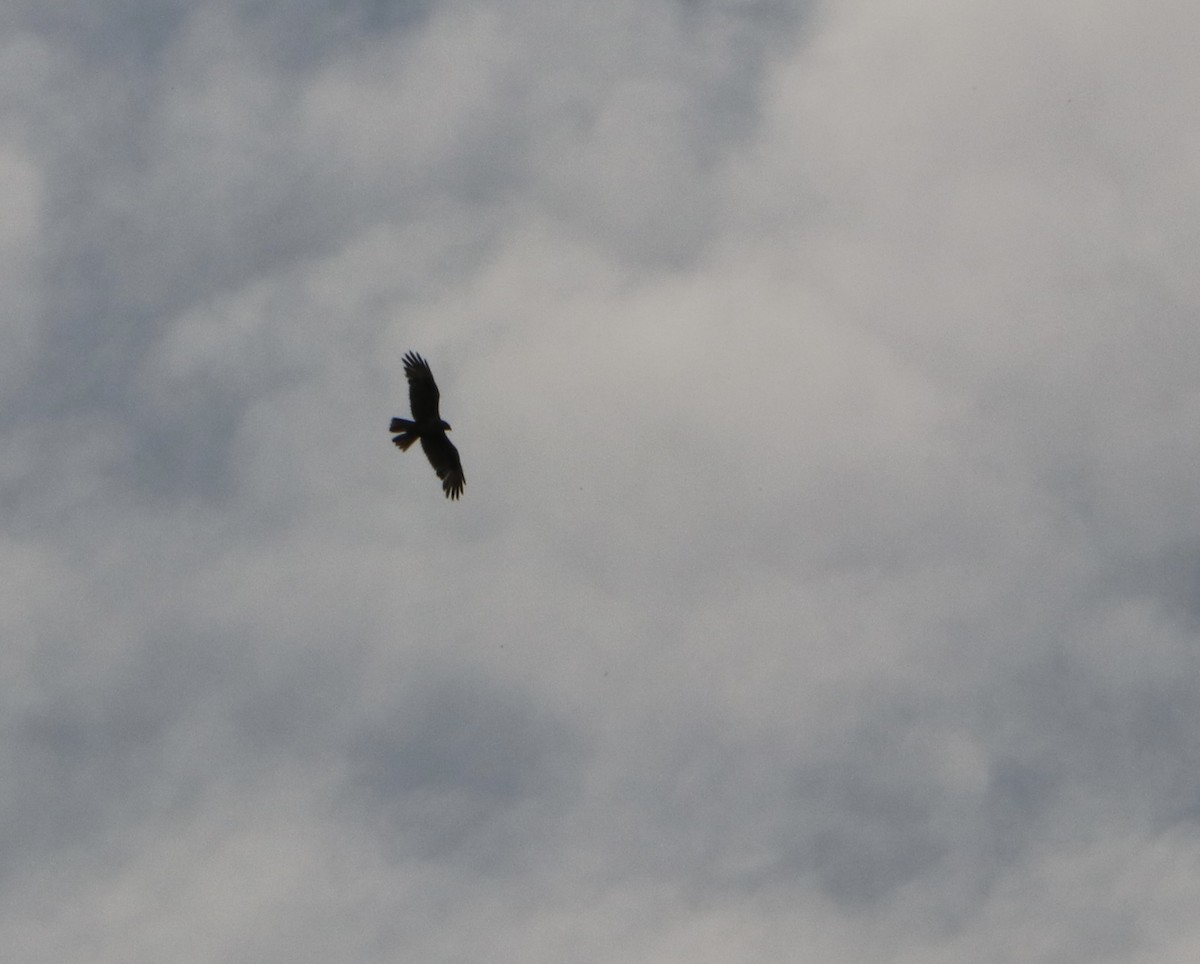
left=3, top=0, right=1200, bottom=960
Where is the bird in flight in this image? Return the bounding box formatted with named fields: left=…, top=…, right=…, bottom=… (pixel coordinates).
left=389, top=351, right=465, bottom=500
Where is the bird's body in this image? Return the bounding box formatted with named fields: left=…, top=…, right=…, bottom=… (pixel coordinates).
left=390, top=351, right=465, bottom=499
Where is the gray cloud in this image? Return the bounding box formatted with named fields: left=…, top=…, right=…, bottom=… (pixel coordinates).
left=4, top=0, right=1200, bottom=960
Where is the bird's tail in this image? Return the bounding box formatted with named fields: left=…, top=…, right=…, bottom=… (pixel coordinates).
left=389, top=418, right=419, bottom=451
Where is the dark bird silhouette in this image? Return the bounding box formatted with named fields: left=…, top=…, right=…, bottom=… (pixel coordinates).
left=390, top=351, right=465, bottom=500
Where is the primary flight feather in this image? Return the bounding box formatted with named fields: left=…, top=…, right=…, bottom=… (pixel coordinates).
left=389, top=351, right=465, bottom=500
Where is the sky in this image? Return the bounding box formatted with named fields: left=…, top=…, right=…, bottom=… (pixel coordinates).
left=3, top=0, right=1200, bottom=960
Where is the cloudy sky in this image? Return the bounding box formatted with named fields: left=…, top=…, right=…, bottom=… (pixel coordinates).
left=4, top=0, right=1200, bottom=960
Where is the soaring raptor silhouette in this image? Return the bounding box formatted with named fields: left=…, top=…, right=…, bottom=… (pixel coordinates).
left=389, top=351, right=465, bottom=500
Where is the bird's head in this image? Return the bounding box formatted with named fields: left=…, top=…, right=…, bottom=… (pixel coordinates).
left=441, top=420, right=452, bottom=432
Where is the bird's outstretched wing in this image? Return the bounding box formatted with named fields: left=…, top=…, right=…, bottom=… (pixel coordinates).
left=392, top=350, right=465, bottom=500
left=421, top=433, right=465, bottom=500
left=403, top=351, right=441, bottom=422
